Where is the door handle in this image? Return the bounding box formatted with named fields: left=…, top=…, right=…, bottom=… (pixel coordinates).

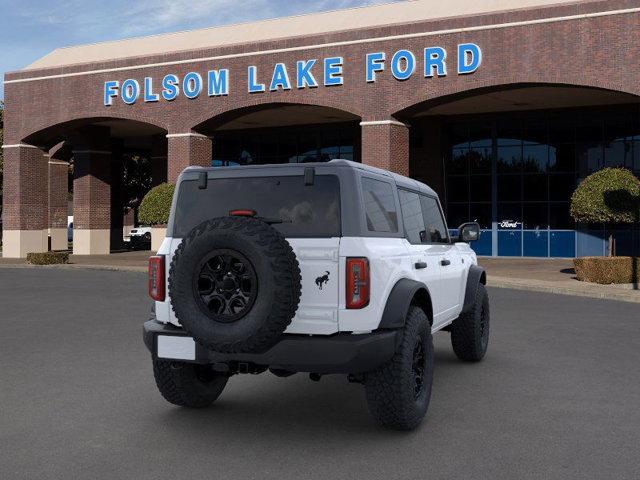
left=440, top=259, right=451, bottom=266
left=414, top=262, right=427, bottom=270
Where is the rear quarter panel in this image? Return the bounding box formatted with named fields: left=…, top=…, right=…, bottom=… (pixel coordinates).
left=338, top=237, right=417, bottom=333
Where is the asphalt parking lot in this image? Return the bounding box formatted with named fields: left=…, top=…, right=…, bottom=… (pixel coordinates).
left=1, top=268, right=639, bottom=480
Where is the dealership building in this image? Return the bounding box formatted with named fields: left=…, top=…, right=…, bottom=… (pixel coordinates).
left=3, top=0, right=640, bottom=257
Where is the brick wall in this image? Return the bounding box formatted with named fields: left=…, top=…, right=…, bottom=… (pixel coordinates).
left=2, top=146, right=48, bottom=230
left=4, top=1, right=639, bottom=147
left=361, top=123, right=410, bottom=174
left=167, top=135, right=212, bottom=183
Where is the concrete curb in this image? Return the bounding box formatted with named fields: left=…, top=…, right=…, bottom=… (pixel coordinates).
left=0, top=263, right=147, bottom=273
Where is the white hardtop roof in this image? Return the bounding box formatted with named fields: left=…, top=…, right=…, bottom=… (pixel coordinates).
left=25, top=0, right=586, bottom=70
left=186, top=159, right=438, bottom=197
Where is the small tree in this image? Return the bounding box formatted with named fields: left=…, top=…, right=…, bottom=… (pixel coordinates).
left=570, top=168, right=640, bottom=256
left=138, top=183, right=175, bottom=226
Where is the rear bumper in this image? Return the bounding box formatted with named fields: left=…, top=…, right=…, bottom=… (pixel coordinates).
left=143, top=320, right=400, bottom=374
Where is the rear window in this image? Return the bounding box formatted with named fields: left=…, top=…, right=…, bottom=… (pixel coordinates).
left=173, top=175, right=341, bottom=238
left=361, top=177, right=398, bottom=233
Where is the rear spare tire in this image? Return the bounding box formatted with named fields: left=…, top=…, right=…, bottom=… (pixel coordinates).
left=169, top=217, right=301, bottom=353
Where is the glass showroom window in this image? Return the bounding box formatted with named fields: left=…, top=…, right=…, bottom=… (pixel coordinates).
left=443, top=105, right=640, bottom=257
left=213, top=123, right=359, bottom=166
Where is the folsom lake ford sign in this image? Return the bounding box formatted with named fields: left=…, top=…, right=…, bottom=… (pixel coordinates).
left=103, top=43, right=482, bottom=106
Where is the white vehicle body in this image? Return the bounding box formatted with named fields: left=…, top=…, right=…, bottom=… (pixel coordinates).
left=154, top=161, right=477, bottom=336
left=145, top=160, right=489, bottom=430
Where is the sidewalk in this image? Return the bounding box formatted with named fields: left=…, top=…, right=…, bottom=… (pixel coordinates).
left=479, top=257, right=640, bottom=303
left=0, top=250, right=149, bottom=272
left=1, top=251, right=639, bottom=303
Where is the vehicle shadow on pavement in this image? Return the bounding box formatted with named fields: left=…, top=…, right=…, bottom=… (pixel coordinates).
left=146, top=347, right=464, bottom=437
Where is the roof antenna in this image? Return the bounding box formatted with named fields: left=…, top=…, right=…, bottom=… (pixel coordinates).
left=198, top=171, right=208, bottom=189
left=304, top=167, right=315, bottom=186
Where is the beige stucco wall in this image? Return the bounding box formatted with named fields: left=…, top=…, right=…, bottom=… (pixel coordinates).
left=2, top=230, right=48, bottom=258
left=73, top=229, right=110, bottom=255
left=151, top=227, right=166, bottom=253
left=49, top=228, right=68, bottom=251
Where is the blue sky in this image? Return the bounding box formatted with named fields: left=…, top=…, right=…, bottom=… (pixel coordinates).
left=0, top=0, right=400, bottom=100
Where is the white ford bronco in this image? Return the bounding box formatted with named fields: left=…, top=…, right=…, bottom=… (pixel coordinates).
left=144, top=160, right=489, bottom=430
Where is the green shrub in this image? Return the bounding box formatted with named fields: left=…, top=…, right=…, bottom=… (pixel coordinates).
left=138, top=183, right=175, bottom=226
left=570, top=168, right=640, bottom=224
left=27, top=251, right=70, bottom=265
left=574, top=256, right=640, bottom=284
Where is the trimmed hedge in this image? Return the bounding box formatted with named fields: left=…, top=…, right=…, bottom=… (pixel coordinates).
left=138, top=183, right=175, bottom=226
left=27, top=251, right=70, bottom=265
left=570, top=168, right=640, bottom=224
left=574, top=256, right=640, bottom=284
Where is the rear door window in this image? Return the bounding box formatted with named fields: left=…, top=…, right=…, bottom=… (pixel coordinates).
left=361, top=177, right=398, bottom=233
left=173, top=175, right=340, bottom=238
left=420, top=195, right=449, bottom=243
left=398, top=189, right=426, bottom=244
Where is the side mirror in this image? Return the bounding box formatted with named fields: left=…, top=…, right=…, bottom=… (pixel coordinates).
left=457, top=222, right=481, bottom=243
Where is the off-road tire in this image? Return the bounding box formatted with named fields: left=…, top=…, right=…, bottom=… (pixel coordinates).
left=451, top=283, right=490, bottom=361
left=169, top=217, right=301, bottom=354
left=364, top=307, right=434, bottom=431
left=153, top=359, right=228, bottom=408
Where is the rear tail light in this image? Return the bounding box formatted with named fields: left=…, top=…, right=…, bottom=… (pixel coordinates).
left=346, top=257, right=370, bottom=309
left=148, top=255, right=165, bottom=301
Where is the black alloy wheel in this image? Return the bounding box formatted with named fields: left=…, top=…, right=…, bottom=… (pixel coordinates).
left=193, top=249, right=258, bottom=323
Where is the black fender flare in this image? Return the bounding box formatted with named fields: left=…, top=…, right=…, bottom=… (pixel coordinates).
left=461, top=265, right=487, bottom=314
left=378, top=279, right=433, bottom=330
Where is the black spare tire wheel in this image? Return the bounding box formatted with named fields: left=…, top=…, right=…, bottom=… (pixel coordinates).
left=169, top=216, right=301, bottom=353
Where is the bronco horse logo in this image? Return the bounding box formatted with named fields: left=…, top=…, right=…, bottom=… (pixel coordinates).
left=315, top=271, right=330, bottom=290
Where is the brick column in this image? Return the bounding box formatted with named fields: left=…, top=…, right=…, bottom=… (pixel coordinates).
left=71, top=126, right=112, bottom=255
left=360, top=120, right=410, bottom=176
left=151, top=134, right=168, bottom=187
left=167, top=133, right=212, bottom=184
left=1, top=144, right=49, bottom=258
left=48, top=159, right=69, bottom=251
left=73, top=149, right=111, bottom=255
left=110, top=145, right=125, bottom=251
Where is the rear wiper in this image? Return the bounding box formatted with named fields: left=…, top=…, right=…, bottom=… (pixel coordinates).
left=256, top=217, right=288, bottom=225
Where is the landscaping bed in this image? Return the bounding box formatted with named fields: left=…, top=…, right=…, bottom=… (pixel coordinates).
left=574, top=256, right=640, bottom=284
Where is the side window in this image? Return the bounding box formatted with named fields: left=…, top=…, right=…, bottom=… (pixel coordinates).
left=361, top=177, right=398, bottom=233
left=398, top=189, right=426, bottom=244
left=420, top=195, right=449, bottom=243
